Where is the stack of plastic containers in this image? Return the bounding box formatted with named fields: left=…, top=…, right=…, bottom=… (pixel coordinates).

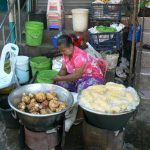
left=47, top=0, right=64, bottom=30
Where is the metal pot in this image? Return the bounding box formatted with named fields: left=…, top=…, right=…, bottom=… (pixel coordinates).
left=8, top=84, right=74, bottom=131
left=78, top=94, right=139, bottom=131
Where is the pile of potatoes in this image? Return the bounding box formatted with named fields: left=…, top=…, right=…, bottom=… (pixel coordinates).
left=18, top=92, right=66, bottom=114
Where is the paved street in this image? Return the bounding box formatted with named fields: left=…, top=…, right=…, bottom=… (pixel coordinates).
left=0, top=121, right=139, bottom=150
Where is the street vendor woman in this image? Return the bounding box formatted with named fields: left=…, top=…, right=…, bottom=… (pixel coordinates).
left=54, top=34, right=104, bottom=92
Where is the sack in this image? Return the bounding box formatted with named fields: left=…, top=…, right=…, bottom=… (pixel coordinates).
left=128, top=24, right=141, bottom=42
left=105, top=53, right=119, bottom=69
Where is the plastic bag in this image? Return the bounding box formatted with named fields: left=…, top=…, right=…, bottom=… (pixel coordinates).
left=105, top=53, right=119, bottom=69
left=65, top=92, right=78, bottom=132
left=52, top=56, right=62, bottom=71
left=0, top=43, right=19, bottom=89
left=85, top=42, right=102, bottom=58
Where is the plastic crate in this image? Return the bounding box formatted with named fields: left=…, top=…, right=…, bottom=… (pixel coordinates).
left=89, top=31, right=123, bottom=51
left=90, top=3, right=122, bottom=22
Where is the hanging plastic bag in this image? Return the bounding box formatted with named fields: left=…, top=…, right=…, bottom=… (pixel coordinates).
left=0, top=43, right=19, bottom=89
left=128, top=24, right=141, bottom=43
left=105, top=53, right=119, bottom=69
left=52, top=56, right=62, bottom=72
left=85, top=42, right=103, bottom=59
left=101, top=50, right=119, bottom=69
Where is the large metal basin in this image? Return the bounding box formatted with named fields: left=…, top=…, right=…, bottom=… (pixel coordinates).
left=81, top=108, right=136, bottom=131
left=8, top=84, right=74, bottom=131
left=78, top=94, right=139, bottom=131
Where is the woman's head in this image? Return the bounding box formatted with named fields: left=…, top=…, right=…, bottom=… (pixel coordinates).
left=58, top=34, right=74, bottom=55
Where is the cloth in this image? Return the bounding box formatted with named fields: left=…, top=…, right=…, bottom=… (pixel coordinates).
left=52, top=56, right=62, bottom=72
left=96, top=26, right=117, bottom=32
left=56, top=76, right=104, bottom=93
left=65, top=92, right=78, bottom=132
left=110, top=23, right=125, bottom=32
left=62, top=46, right=103, bottom=79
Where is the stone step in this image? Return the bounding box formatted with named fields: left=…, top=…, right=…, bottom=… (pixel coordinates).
left=18, top=29, right=75, bottom=57
left=0, top=29, right=62, bottom=56
left=140, top=67, right=150, bottom=75
left=141, top=49, right=150, bottom=68
left=125, top=102, right=150, bottom=149
left=139, top=17, right=150, bottom=45
left=19, top=43, right=61, bottom=58
left=138, top=90, right=150, bottom=102
left=143, top=31, right=150, bottom=45
left=0, top=29, right=76, bottom=57
left=139, top=17, right=150, bottom=30
left=135, top=70, right=150, bottom=91
left=17, top=28, right=88, bottom=57
left=136, top=47, right=150, bottom=69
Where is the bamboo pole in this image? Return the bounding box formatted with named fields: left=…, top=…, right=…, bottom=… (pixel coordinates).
left=134, top=0, right=146, bottom=89
left=129, top=0, right=138, bottom=84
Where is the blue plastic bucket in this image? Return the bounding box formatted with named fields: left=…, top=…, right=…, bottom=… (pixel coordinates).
left=51, top=33, right=62, bottom=48
left=52, top=36, right=58, bottom=48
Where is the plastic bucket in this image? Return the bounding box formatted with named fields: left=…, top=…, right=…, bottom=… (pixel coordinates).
left=36, top=70, right=58, bottom=84
left=72, top=9, right=89, bottom=32
left=16, top=56, right=29, bottom=84
left=51, top=32, right=62, bottom=48
left=30, top=56, right=52, bottom=76
left=25, top=21, right=44, bottom=46
left=52, top=36, right=58, bottom=48
left=0, top=95, right=19, bottom=129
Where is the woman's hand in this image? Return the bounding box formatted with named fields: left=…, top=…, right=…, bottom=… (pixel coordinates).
left=54, top=75, right=62, bottom=82
left=58, top=64, right=67, bottom=76
left=54, top=65, right=85, bottom=82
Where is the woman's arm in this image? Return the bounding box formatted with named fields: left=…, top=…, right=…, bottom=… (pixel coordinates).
left=58, top=64, right=67, bottom=76
left=54, top=65, right=85, bottom=82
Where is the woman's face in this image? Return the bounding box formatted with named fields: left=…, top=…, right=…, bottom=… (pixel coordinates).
left=59, top=44, right=74, bottom=56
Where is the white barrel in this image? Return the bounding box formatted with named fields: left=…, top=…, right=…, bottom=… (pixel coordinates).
left=16, top=56, right=29, bottom=84
left=72, top=9, right=89, bottom=32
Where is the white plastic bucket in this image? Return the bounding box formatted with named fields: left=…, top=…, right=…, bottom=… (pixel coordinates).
left=16, top=56, right=29, bottom=84
left=72, top=9, right=89, bottom=32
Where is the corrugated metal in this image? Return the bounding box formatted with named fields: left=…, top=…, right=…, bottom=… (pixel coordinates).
left=37, top=0, right=93, bottom=13
left=36, top=0, right=47, bottom=10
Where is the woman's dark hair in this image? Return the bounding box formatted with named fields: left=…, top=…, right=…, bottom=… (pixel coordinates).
left=58, top=34, right=73, bottom=48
